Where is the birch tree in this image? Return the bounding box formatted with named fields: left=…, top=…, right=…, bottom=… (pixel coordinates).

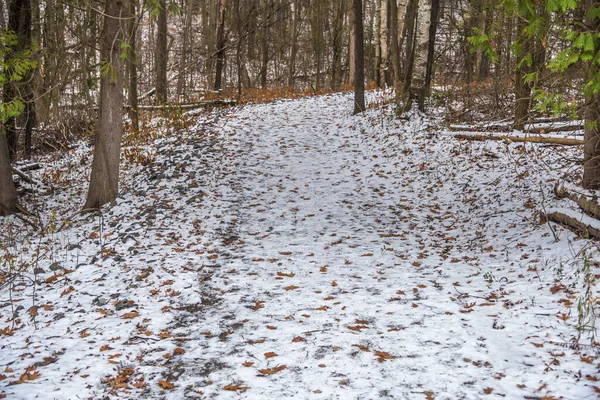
left=407, top=0, right=430, bottom=111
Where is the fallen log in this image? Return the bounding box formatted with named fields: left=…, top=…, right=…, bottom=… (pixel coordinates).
left=449, top=122, right=583, bottom=134
left=453, top=133, right=584, bottom=146
left=544, top=209, right=600, bottom=239
left=554, top=184, right=600, bottom=220
left=127, top=100, right=237, bottom=111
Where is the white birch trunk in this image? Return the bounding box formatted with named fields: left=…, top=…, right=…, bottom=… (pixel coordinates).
left=380, top=0, right=389, bottom=85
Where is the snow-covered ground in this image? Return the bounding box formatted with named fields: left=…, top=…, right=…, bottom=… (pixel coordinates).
left=1, top=92, right=598, bottom=399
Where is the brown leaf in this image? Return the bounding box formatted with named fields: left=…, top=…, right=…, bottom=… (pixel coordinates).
left=284, top=285, right=299, bottom=291
left=173, top=347, right=185, bottom=355
left=121, top=310, right=139, bottom=319
left=18, top=370, right=40, bottom=383
left=258, top=365, right=287, bottom=375
left=100, top=344, right=114, bottom=352
left=277, top=272, right=295, bottom=278
left=483, top=387, right=494, bottom=394
left=374, top=350, right=396, bottom=362
left=347, top=325, right=368, bottom=331
left=28, top=306, right=38, bottom=318
left=264, top=352, right=278, bottom=359
left=224, top=382, right=249, bottom=392
left=60, top=286, right=75, bottom=297
left=242, top=361, right=254, bottom=367
left=353, top=344, right=370, bottom=352
left=292, top=336, right=305, bottom=342
left=158, top=380, right=175, bottom=389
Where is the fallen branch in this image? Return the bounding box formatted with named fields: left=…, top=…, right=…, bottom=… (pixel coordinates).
left=449, top=121, right=583, bottom=134
left=453, top=133, right=584, bottom=146
left=12, top=167, right=51, bottom=195
left=554, top=184, right=600, bottom=220
left=127, top=100, right=237, bottom=111
left=543, top=210, right=600, bottom=239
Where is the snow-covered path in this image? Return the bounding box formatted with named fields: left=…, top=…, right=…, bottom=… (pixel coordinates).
left=1, top=92, right=598, bottom=399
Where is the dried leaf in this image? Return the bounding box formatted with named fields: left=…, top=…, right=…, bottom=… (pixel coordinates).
left=121, top=310, right=139, bottom=319
left=224, top=382, right=249, bottom=392
left=374, top=350, right=396, bottom=362
left=264, top=352, right=278, bottom=359
left=258, top=365, right=287, bottom=375
left=60, top=286, right=75, bottom=297
left=158, top=380, right=175, bottom=389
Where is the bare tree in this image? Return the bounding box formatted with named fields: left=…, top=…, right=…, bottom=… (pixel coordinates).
left=155, top=0, right=168, bottom=104
left=84, top=0, right=124, bottom=209
left=407, top=0, right=430, bottom=111
left=214, top=0, right=227, bottom=90
left=0, top=134, right=17, bottom=216
left=353, top=0, right=365, bottom=114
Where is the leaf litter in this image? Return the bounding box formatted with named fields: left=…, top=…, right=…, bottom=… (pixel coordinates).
left=0, top=91, right=598, bottom=399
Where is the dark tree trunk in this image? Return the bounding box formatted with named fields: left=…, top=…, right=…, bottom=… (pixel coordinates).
left=214, top=0, right=226, bottom=90
left=84, top=0, right=124, bottom=209
left=127, top=0, right=139, bottom=131
left=155, top=0, right=168, bottom=104
left=3, top=0, right=33, bottom=158
left=331, top=0, right=345, bottom=90
left=0, top=134, right=18, bottom=216
left=402, top=0, right=417, bottom=91
left=353, top=0, right=365, bottom=114
left=425, top=0, right=439, bottom=88
left=583, top=0, right=600, bottom=188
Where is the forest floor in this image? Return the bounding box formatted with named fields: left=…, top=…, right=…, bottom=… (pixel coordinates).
left=0, top=91, right=599, bottom=399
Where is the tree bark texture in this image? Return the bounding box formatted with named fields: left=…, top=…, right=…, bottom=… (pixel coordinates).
left=0, top=133, right=18, bottom=216
left=214, top=0, right=226, bottom=90
left=127, top=0, right=139, bottom=131
left=353, top=0, right=365, bottom=114
left=84, top=0, right=124, bottom=209
left=379, top=0, right=389, bottom=86
left=408, top=0, right=430, bottom=111
left=3, top=0, right=33, bottom=158
left=155, top=0, right=168, bottom=104
left=583, top=0, right=600, bottom=188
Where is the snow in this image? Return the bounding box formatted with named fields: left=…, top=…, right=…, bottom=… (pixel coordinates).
left=1, top=91, right=599, bottom=399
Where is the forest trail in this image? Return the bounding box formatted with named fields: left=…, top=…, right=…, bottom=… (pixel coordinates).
left=1, top=92, right=597, bottom=399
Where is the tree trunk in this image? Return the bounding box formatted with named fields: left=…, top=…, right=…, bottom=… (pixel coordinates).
left=425, top=0, right=439, bottom=88
left=177, top=0, right=193, bottom=99
left=259, top=0, right=271, bottom=88
left=583, top=0, right=600, bottom=188
left=331, top=0, right=345, bottom=90
left=214, top=0, right=226, bottom=90
left=374, top=0, right=381, bottom=86
left=127, top=0, right=139, bottom=131
left=407, top=0, right=430, bottom=111
left=402, top=0, right=417, bottom=90
left=353, top=0, right=365, bottom=114
left=0, top=133, right=18, bottom=216
left=84, top=0, right=124, bottom=209
left=3, top=0, right=33, bottom=158
left=288, top=0, right=299, bottom=87
left=389, top=0, right=402, bottom=88
left=348, top=2, right=356, bottom=86
left=379, top=0, right=389, bottom=86
left=155, top=0, right=168, bottom=104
